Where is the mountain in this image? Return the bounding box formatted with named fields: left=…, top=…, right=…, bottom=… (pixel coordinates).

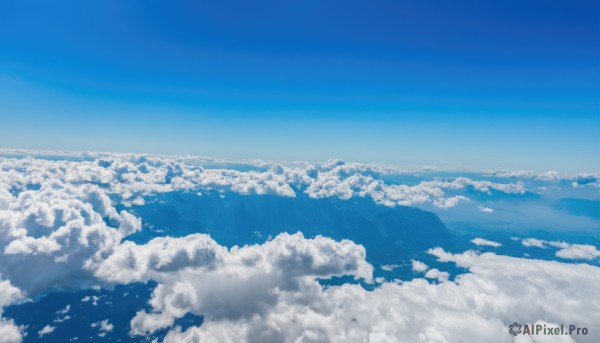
left=126, top=191, right=453, bottom=264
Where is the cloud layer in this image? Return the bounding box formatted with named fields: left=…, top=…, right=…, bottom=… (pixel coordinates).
left=153, top=247, right=600, bottom=342
left=521, top=238, right=600, bottom=261
left=0, top=152, right=528, bottom=210
left=0, top=280, right=24, bottom=343
left=1, top=151, right=598, bottom=342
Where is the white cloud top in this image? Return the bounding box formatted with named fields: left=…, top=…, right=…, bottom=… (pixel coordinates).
left=155, top=247, right=600, bottom=342
left=478, top=205, right=494, bottom=213
left=91, top=319, right=113, bottom=337
left=0, top=280, right=24, bottom=343
left=38, top=325, right=55, bottom=337
left=471, top=237, right=502, bottom=247
left=0, top=151, right=598, bottom=342
left=0, top=152, right=528, bottom=210
left=521, top=238, right=600, bottom=261
left=410, top=259, right=429, bottom=272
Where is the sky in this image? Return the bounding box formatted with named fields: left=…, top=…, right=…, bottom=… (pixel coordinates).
left=0, top=0, right=598, bottom=172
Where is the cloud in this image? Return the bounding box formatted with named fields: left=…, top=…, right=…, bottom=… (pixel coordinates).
left=1, top=151, right=597, bottom=342
left=380, top=264, right=399, bottom=271
left=0, top=179, right=138, bottom=297
left=53, top=304, right=71, bottom=323
left=0, top=319, right=22, bottom=343
left=0, top=152, right=529, bottom=211
left=521, top=238, right=600, bottom=260
left=410, top=259, right=429, bottom=272
left=158, top=247, right=600, bottom=343
left=522, top=238, right=547, bottom=248
left=0, top=281, right=23, bottom=310
left=478, top=205, right=494, bottom=213
left=55, top=304, right=70, bottom=315
left=92, top=234, right=227, bottom=284
left=91, top=319, right=113, bottom=337
left=23, top=215, right=591, bottom=343
left=471, top=237, right=502, bottom=247
left=423, top=268, right=449, bottom=282
left=433, top=195, right=470, bottom=209
left=485, top=169, right=599, bottom=184
left=81, top=295, right=100, bottom=306
left=0, top=280, right=25, bottom=343
left=94, top=232, right=374, bottom=336
left=554, top=244, right=600, bottom=260
left=0, top=151, right=533, bottom=329
left=38, top=325, right=55, bottom=337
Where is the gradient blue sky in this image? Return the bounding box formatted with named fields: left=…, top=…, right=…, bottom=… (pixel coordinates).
left=0, top=0, right=598, bottom=172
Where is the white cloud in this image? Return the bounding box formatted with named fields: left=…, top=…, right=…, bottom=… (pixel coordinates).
left=0, top=319, right=23, bottom=343
left=478, top=205, right=494, bottom=213
left=53, top=304, right=71, bottom=323
left=45, top=220, right=595, bottom=343
left=0, top=281, right=23, bottom=310
left=555, top=244, right=600, bottom=260
left=159, top=247, right=600, bottom=343
left=53, top=315, right=70, bottom=323
left=0, top=152, right=528, bottom=211
left=471, top=237, right=502, bottom=247
left=410, top=259, right=429, bottom=272
left=91, top=319, right=113, bottom=337
left=433, top=195, right=470, bottom=209
left=92, top=232, right=374, bottom=336
left=55, top=304, right=70, bottom=315
left=0, top=151, right=597, bottom=342
left=485, top=169, right=599, bottom=185
left=81, top=295, right=100, bottom=306
left=423, top=268, right=449, bottom=282
left=0, top=188, right=12, bottom=211
left=38, top=325, right=55, bottom=337
left=0, top=180, right=137, bottom=297
left=521, top=238, right=600, bottom=261
left=0, top=280, right=25, bottom=343
left=380, top=264, right=399, bottom=272
left=522, top=238, right=547, bottom=248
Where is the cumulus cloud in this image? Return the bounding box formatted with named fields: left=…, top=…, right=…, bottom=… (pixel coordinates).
left=410, top=259, right=429, bottom=272
left=91, top=319, right=113, bottom=337
left=522, top=238, right=547, bottom=248
left=53, top=304, right=71, bottom=323
left=33, top=218, right=595, bottom=343
left=90, top=232, right=373, bottom=336
left=0, top=280, right=25, bottom=343
left=157, top=247, right=600, bottom=343
left=423, top=268, right=449, bottom=282
left=521, top=238, right=600, bottom=260
left=485, top=169, right=599, bottom=185
left=432, top=195, right=469, bottom=209
left=471, top=237, right=502, bottom=247
left=478, top=205, right=494, bottom=213
left=0, top=319, right=22, bottom=343
left=1, top=151, right=597, bottom=342
left=0, top=157, right=143, bottom=342
left=0, top=179, right=139, bottom=297
left=380, top=264, right=399, bottom=272
left=0, top=152, right=528, bottom=210
left=554, top=243, right=600, bottom=260
left=38, top=325, right=55, bottom=337
left=81, top=295, right=100, bottom=306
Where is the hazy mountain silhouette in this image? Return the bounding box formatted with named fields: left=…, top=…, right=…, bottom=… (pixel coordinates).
left=127, top=191, right=453, bottom=262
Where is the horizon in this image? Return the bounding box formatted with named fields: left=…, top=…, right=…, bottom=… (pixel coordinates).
left=0, top=147, right=598, bottom=176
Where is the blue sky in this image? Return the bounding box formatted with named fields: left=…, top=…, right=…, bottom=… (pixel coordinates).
left=0, top=0, right=598, bottom=172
